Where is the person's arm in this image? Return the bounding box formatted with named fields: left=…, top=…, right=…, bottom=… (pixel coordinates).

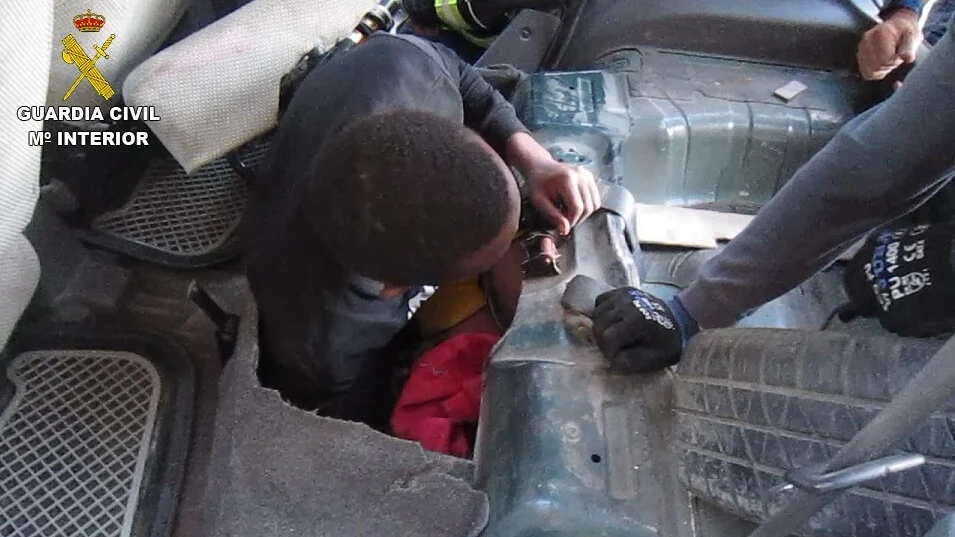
left=592, top=21, right=955, bottom=372
left=456, top=59, right=601, bottom=233
left=450, top=49, right=530, bottom=154
left=679, top=21, right=955, bottom=329
left=431, top=42, right=601, bottom=234
left=503, top=132, right=600, bottom=234
left=857, top=0, right=931, bottom=80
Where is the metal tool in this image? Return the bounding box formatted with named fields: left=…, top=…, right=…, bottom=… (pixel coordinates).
left=278, top=0, right=404, bottom=117
left=750, top=335, right=955, bottom=536
left=354, top=0, right=403, bottom=39
left=775, top=453, right=925, bottom=495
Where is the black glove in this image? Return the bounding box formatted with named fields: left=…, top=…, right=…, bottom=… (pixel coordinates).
left=842, top=221, right=955, bottom=337
left=592, top=287, right=693, bottom=373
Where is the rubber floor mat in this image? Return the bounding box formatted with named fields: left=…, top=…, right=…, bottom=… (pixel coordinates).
left=84, top=137, right=272, bottom=269
left=0, top=329, right=194, bottom=537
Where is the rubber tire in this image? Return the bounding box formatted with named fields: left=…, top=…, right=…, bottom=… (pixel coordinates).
left=674, top=328, right=951, bottom=537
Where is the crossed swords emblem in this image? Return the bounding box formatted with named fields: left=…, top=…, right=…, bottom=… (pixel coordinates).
left=61, top=33, right=116, bottom=101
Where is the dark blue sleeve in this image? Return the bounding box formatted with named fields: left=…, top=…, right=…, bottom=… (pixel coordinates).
left=880, top=0, right=926, bottom=18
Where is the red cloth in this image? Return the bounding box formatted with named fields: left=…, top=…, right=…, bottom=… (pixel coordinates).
left=391, top=332, right=500, bottom=458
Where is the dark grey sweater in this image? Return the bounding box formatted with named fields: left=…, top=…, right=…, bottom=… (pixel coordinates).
left=677, top=16, right=955, bottom=328
left=246, top=34, right=527, bottom=395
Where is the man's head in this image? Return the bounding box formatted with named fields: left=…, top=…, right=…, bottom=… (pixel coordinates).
left=299, top=109, right=521, bottom=287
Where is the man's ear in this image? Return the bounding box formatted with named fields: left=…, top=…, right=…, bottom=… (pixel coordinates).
left=380, top=284, right=411, bottom=300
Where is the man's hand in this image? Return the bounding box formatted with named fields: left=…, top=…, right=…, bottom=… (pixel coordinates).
left=592, top=288, right=692, bottom=373
left=524, top=161, right=599, bottom=236
left=506, top=132, right=600, bottom=235
left=857, top=7, right=921, bottom=81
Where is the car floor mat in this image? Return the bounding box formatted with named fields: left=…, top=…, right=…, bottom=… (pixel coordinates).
left=80, top=136, right=272, bottom=269
left=0, top=326, right=195, bottom=537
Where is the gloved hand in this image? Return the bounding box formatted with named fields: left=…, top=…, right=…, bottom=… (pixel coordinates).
left=842, top=221, right=955, bottom=337
left=592, top=288, right=698, bottom=373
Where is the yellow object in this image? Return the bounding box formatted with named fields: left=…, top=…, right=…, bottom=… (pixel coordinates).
left=413, top=277, right=488, bottom=338
left=414, top=229, right=527, bottom=337
left=61, top=33, right=116, bottom=101
left=73, top=9, right=107, bottom=32
left=433, top=0, right=496, bottom=48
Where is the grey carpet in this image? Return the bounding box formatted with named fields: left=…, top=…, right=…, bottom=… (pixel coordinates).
left=200, top=301, right=487, bottom=537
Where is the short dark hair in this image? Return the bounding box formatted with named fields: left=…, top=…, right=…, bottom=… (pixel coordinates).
left=297, top=109, right=516, bottom=285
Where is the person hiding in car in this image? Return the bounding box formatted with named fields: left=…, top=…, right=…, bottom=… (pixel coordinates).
left=245, top=33, right=597, bottom=429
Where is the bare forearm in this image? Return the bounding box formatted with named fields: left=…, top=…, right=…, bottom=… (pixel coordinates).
left=505, top=131, right=600, bottom=236
left=505, top=132, right=556, bottom=176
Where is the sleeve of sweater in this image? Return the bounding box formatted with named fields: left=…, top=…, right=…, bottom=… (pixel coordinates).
left=430, top=41, right=530, bottom=154
left=677, top=21, right=955, bottom=329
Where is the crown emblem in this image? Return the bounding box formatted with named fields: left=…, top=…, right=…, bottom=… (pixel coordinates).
left=73, top=10, right=106, bottom=32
